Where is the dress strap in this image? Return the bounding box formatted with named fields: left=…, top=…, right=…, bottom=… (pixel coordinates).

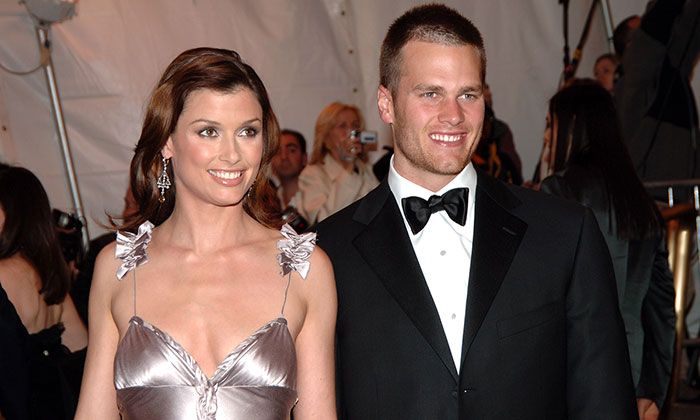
left=115, top=221, right=154, bottom=316
left=276, top=224, right=316, bottom=315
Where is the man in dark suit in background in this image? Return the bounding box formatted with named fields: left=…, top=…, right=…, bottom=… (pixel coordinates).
left=316, top=4, right=638, bottom=419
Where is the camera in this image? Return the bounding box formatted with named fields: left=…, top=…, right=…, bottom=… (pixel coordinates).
left=350, top=130, right=378, bottom=144
left=280, top=206, right=310, bottom=233
left=52, top=209, right=84, bottom=264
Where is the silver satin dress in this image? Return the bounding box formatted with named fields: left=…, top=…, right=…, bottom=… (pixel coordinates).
left=112, top=223, right=315, bottom=420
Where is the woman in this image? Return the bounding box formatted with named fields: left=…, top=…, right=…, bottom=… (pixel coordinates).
left=75, top=48, right=337, bottom=419
left=593, top=53, right=619, bottom=93
left=540, top=80, right=675, bottom=420
left=298, top=102, right=378, bottom=224
left=0, top=164, right=88, bottom=419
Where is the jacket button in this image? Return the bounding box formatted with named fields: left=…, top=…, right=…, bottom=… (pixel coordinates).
left=451, top=390, right=458, bottom=398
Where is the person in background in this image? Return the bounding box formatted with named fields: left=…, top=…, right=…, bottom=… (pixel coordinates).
left=593, top=53, right=619, bottom=93
left=297, top=102, right=378, bottom=224
left=614, top=0, right=700, bottom=199
left=75, top=47, right=336, bottom=419
left=481, top=83, right=522, bottom=182
left=541, top=80, right=676, bottom=420
left=0, top=163, right=88, bottom=420
left=472, top=83, right=523, bottom=185
left=271, top=129, right=310, bottom=232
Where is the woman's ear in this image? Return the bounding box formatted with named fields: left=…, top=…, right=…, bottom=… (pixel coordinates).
left=161, top=136, right=174, bottom=159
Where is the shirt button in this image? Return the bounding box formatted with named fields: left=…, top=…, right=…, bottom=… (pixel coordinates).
left=451, top=313, right=457, bottom=320
left=440, top=250, right=446, bottom=256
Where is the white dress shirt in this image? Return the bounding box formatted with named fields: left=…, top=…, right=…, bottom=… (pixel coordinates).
left=388, top=157, right=477, bottom=372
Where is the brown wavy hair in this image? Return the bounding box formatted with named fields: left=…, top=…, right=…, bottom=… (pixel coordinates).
left=0, top=165, right=71, bottom=304
left=117, top=47, right=281, bottom=232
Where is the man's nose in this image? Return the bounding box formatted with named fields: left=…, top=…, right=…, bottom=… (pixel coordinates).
left=438, top=98, right=465, bottom=126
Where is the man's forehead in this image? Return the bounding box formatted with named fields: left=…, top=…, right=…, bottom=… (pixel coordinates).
left=396, top=42, right=483, bottom=86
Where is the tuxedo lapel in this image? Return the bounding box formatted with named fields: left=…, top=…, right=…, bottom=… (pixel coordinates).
left=460, top=173, right=527, bottom=368
left=352, top=182, right=458, bottom=381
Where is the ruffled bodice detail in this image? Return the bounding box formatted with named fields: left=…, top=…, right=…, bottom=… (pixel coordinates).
left=112, top=222, right=316, bottom=419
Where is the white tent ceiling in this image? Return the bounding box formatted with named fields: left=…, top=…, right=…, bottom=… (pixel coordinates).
left=0, top=0, right=695, bottom=237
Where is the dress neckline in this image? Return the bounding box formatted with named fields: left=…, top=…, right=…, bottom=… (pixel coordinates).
left=123, top=315, right=289, bottom=381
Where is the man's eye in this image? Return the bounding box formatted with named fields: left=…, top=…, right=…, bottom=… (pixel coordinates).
left=422, top=92, right=438, bottom=98
left=198, top=128, right=218, bottom=137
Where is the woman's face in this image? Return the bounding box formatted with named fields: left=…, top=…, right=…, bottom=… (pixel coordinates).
left=594, top=58, right=616, bottom=92
left=163, top=88, right=264, bottom=208
left=326, top=109, right=361, bottom=163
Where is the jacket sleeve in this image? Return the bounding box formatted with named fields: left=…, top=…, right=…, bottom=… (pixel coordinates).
left=566, top=209, right=638, bottom=419
left=636, top=235, right=676, bottom=408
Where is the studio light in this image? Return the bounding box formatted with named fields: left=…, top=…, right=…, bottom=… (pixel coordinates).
left=21, top=0, right=78, bottom=25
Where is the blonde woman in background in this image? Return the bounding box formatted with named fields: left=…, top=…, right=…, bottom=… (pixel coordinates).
left=298, top=102, right=378, bottom=224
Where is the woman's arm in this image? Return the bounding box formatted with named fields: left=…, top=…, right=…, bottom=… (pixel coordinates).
left=74, top=244, right=121, bottom=420
left=60, top=294, right=88, bottom=352
left=293, top=247, right=338, bottom=420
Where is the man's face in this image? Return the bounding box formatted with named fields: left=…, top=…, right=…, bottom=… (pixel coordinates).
left=378, top=40, right=484, bottom=191
left=272, top=133, right=307, bottom=180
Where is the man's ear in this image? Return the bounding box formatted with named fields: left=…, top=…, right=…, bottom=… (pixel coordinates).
left=377, top=85, right=395, bottom=125
left=162, top=137, right=174, bottom=159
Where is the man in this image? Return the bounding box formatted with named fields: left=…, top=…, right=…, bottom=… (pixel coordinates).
left=271, top=128, right=309, bottom=231
left=316, top=4, right=637, bottom=419
left=614, top=0, right=700, bottom=201
left=272, top=129, right=308, bottom=207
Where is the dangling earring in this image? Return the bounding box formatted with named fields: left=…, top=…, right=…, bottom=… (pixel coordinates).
left=157, top=156, right=171, bottom=203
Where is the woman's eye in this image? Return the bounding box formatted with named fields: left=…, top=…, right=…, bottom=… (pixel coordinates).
left=198, top=127, right=218, bottom=138
left=239, top=127, right=259, bottom=138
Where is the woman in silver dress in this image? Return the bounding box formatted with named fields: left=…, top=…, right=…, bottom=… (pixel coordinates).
left=75, top=48, right=337, bottom=420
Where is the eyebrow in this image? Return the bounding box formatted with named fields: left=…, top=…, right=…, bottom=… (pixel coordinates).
left=413, top=83, right=483, bottom=94
left=414, top=84, right=445, bottom=94
left=189, top=118, right=262, bottom=126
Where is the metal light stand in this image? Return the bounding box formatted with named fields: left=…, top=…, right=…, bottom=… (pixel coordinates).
left=599, top=0, right=616, bottom=53
left=35, top=22, right=90, bottom=250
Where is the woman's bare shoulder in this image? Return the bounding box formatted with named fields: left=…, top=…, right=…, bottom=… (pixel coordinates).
left=0, top=256, right=42, bottom=323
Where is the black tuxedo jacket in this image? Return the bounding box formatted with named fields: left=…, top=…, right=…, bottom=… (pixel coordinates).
left=317, top=172, right=638, bottom=420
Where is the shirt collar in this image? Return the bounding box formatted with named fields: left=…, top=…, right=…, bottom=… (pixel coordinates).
left=388, top=155, right=476, bottom=202
left=388, top=155, right=477, bottom=237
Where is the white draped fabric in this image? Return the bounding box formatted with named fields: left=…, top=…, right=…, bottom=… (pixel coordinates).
left=0, top=0, right=688, bottom=237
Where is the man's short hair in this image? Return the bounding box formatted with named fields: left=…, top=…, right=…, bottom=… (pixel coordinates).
left=380, top=3, right=486, bottom=95
left=280, top=129, right=307, bottom=154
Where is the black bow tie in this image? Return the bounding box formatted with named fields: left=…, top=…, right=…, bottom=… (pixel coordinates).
left=401, top=188, right=469, bottom=234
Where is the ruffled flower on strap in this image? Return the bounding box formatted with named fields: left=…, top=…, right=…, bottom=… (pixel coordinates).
left=115, top=221, right=154, bottom=280
left=277, top=223, right=316, bottom=279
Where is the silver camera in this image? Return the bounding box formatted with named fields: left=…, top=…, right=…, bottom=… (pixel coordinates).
left=350, top=130, right=378, bottom=144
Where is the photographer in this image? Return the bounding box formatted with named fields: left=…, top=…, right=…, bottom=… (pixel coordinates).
left=298, top=102, right=378, bottom=224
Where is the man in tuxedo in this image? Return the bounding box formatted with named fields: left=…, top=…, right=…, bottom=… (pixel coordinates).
left=316, top=4, right=638, bottom=419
